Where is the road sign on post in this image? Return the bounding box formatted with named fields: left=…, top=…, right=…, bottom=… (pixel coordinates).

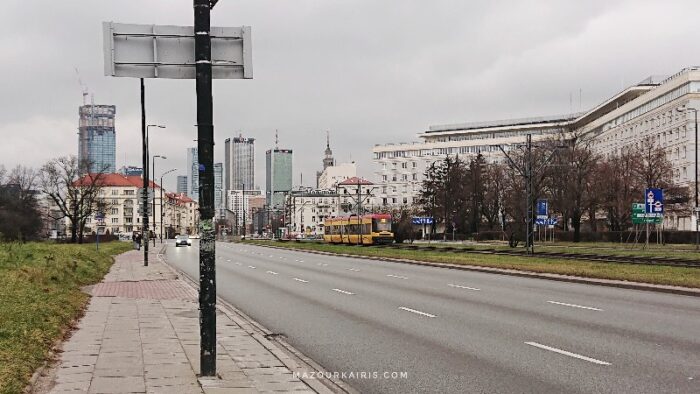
left=645, top=188, right=664, bottom=214
left=536, top=199, right=548, bottom=219
left=632, top=202, right=663, bottom=224
left=103, top=11, right=253, bottom=378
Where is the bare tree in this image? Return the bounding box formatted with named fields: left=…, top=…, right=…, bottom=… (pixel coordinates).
left=38, top=156, right=110, bottom=243
left=481, top=162, right=506, bottom=231
left=0, top=165, right=42, bottom=240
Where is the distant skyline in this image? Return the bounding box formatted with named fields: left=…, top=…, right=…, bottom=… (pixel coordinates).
left=2, top=0, right=700, bottom=192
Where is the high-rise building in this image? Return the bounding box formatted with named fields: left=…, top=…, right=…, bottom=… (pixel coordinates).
left=186, top=148, right=199, bottom=201
left=176, top=175, right=188, bottom=195
left=78, top=104, right=116, bottom=173
left=214, top=162, right=224, bottom=219
left=224, top=136, right=255, bottom=191
left=266, top=148, right=293, bottom=208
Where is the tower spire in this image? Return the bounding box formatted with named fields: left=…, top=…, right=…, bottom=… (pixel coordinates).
left=326, top=130, right=330, bottom=149
left=275, top=129, right=279, bottom=149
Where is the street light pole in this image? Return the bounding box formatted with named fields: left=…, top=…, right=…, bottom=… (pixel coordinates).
left=160, top=168, right=176, bottom=243
left=152, top=154, right=166, bottom=246
left=677, top=106, right=698, bottom=250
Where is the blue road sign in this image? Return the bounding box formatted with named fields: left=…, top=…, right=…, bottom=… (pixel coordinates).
left=411, top=217, right=434, bottom=225
left=536, top=199, right=548, bottom=219
left=645, top=188, right=664, bottom=214
left=535, top=217, right=559, bottom=226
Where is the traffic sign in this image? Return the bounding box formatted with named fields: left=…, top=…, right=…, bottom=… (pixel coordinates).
left=411, top=217, right=434, bottom=225
left=632, top=202, right=662, bottom=224
left=535, top=217, right=558, bottom=226
left=645, top=188, right=664, bottom=214
left=536, top=199, right=548, bottom=219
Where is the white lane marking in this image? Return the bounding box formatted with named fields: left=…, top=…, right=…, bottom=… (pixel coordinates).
left=448, top=283, right=480, bottom=291
left=399, top=307, right=436, bottom=318
left=266, top=271, right=279, bottom=275
left=332, top=288, right=355, bottom=295
left=346, top=268, right=361, bottom=272
left=235, top=262, right=242, bottom=266
left=247, top=265, right=256, bottom=269
left=268, top=255, right=274, bottom=257
left=279, top=256, right=284, bottom=259
left=547, top=301, right=603, bottom=311
left=525, top=342, right=611, bottom=365
left=293, top=278, right=308, bottom=283
left=387, top=274, right=408, bottom=279
left=226, top=259, right=231, bottom=262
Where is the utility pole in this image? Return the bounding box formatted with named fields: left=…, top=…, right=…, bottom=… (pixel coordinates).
left=141, top=78, right=149, bottom=266
left=194, top=0, right=216, bottom=376
left=242, top=183, right=246, bottom=238
left=525, top=134, right=534, bottom=254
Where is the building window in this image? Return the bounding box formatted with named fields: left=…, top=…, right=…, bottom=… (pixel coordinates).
left=412, top=173, right=418, bottom=181
left=382, top=175, right=387, bottom=181
left=382, top=198, right=387, bottom=205
left=403, top=197, right=408, bottom=204
left=111, top=218, right=118, bottom=224
left=111, top=189, right=118, bottom=195
left=401, top=162, right=407, bottom=169
left=392, top=175, right=397, bottom=181
left=111, top=208, right=118, bottom=214
left=392, top=198, right=397, bottom=204
left=401, top=174, right=408, bottom=181
left=412, top=162, right=417, bottom=168
left=125, top=217, right=133, bottom=223
left=125, top=190, right=134, bottom=195
left=392, top=162, right=397, bottom=168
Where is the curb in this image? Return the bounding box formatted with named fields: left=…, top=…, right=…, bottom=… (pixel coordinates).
left=245, top=242, right=700, bottom=298
left=157, top=249, right=356, bottom=394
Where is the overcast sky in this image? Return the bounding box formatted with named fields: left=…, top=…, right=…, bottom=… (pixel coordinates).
left=1, top=0, right=699, bottom=192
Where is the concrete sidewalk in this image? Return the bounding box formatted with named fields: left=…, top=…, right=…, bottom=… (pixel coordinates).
left=38, top=249, right=319, bottom=394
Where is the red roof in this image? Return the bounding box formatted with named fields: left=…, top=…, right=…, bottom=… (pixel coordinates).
left=338, top=176, right=373, bottom=186
left=165, top=192, right=194, bottom=204
left=74, top=173, right=161, bottom=189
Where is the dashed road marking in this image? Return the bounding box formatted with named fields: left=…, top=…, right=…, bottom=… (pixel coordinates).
left=547, top=301, right=603, bottom=311
left=387, top=274, right=408, bottom=279
left=347, top=268, right=361, bottom=272
left=448, top=283, right=480, bottom=291
left=266, top=271, right=279, bottom=275
left=399, top=307, right=436, bottom=318
left=247, top=265, right=256, bottom=269
left=332, top=288, right=355, bottom=295
left=525, top=342, right=611, bottom=365
left=293, top=278, right=309, bottom=283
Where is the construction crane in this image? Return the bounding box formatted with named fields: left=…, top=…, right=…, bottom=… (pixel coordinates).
left=74, top=68, right=89, bottom=105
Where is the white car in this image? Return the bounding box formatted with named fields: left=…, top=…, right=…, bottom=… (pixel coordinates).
left=175, top=235, right=192, bottom=247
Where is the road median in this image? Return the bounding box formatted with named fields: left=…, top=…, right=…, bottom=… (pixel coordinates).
left=241, top=240, right=700, bottom=295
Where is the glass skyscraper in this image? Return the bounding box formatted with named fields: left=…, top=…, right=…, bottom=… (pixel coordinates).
left=265, top=148, right=293, bottom=208
left=78, top=104, right=116, bottom=173
left=225, top=136, right=255, bottom=191
left=186, top=147, right=199, bottom=201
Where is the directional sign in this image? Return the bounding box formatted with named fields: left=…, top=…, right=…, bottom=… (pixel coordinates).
left=103, top=22, right=252, bottom=80
left=535, top=217, right=558, bottom=226
left=411, top=217, right=434, bottom=225
left=645, top=188, right=664, bottom=214
left=536, top=199, right=548, bottom=219
left=95, top=212, right=105, bottom=220
left=632, top=202, right=662, bottom=224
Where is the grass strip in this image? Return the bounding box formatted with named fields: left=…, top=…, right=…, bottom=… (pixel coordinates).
left=0, top=241, right=131, bottom=394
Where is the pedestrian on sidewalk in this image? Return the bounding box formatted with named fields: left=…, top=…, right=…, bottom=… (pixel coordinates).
left=133, top=232, right=142, bottom=250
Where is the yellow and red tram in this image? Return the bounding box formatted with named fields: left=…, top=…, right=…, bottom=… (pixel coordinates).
left=323, top=214, right=394, bottom=245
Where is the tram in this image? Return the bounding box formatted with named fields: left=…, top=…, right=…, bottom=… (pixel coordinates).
left=323, top=214, right=394, bottom=245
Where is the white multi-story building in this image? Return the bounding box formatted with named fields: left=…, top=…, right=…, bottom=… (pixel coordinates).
left=318, top=162, right=357, bottom=189
left=372, top=67, right=700, bottom=229
left=227, top=189, right=262, bottom=231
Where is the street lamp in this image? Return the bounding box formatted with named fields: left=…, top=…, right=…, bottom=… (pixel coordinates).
left=145, top=124, right=165, bottom=247
left=160, top=168, right=176, bottom=243
left=152, top=154, right=167, bottom=245
left=677, top=106, right=699, bottom=250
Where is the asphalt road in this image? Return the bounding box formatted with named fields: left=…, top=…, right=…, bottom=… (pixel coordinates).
left=164, top=241, right=700, bottom=394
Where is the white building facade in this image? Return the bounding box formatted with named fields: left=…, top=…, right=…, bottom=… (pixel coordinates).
left=372, top=66, right=700, bottom=230
left=318, top=162, right=357, bottom=189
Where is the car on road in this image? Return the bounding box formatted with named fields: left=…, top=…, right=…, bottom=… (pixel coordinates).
left=175, top=235, right=191, bottom=247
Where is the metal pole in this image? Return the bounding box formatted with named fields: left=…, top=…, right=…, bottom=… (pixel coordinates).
left=243, top=183, right=246, bottom=238
left=160, top=174, right=164, bottom=243
left=194, top=0, right=216, bottom=376
left=695, top=110, right=698, bottom=251
left=526, top=134, right=533, bottom=254
left=152, top=156, right=156, bottom=247
left=141, top=78, right=149, bottom=266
